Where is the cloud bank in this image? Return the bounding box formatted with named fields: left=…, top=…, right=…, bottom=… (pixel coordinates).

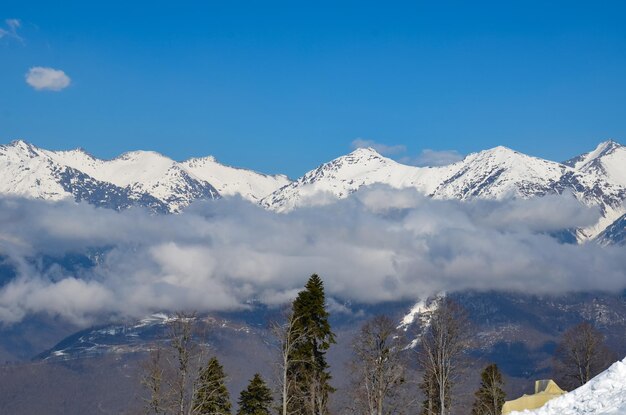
left=25, top=67, right=71, bottom=91
left=0, top=188, right=624, bottom=326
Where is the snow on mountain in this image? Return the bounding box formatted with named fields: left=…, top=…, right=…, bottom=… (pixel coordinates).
left=260, top=147, right=453, bottom=211
left=399, top=295, right=443, bottom=330
left=0, top=140, right=290, bottom=212
left=260, top=142, right=626, bottom=241
left=0, top=141, right=170, bottom=211
left=398, top=295, right=443, bottom=348
left=510, top=356, right=626, bottom=415
left=1, top=139, right=626, bottom=242
left=565, top=140, right=626, bottom=187
left=47, top=148, right=220, bottom=212
left=260, top=146, right=576, bottom=212
left=0, top=140, right=70, bottom=201
left=431, top=146, right=569, bottom=199
left=182, top=156, right=290, bottom=202
left=562, top=141, right=626, bottom=239
left=597, top=212, right=626, bottom=246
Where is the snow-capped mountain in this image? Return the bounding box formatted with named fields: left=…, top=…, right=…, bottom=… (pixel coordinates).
left=260, top=141, right=626, bottom=242
left=0, top=140, right=290, bottom=212
left=1, top=139, right=626, bottom=242
left=564, top=140, right=626, bottom=187
left=181, top=156, right=290, bottom=202
left=597, top=213, right=626, bottom=246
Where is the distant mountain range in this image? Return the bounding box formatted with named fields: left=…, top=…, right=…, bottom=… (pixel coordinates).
left=1, top=139, right=625, bottom=244
left=0, top=140, right=289, bottom=212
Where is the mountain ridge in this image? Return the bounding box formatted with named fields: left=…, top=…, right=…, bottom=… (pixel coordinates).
left=1, top=139, right=625, bottom=243
left=0, top=139, right=290, bottom=212
left=260, top=141, right=626, bottom=243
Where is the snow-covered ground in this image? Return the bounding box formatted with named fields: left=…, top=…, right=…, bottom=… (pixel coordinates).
left=510, top=357, right=626, bottom=415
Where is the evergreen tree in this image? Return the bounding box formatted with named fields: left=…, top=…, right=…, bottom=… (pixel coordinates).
left=471, top=364, right=506, bottom=415
left=237, top=374, right=273, bottom=415
left=288, top=274, right=336, bottom=415
left=193, top=357, right=232, bottom=415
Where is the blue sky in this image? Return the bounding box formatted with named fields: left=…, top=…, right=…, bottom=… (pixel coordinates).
left=1, top=1, right=625, bottom=177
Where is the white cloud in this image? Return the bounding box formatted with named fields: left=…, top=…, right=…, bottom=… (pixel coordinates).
left=350, top=139, right=464, bottom=167
left=25, top=67, right=71, bottom=91
left=0, top=18, right=22, bottom=42
left=6, top=19, right=20, bottom=31
left=401, top=149, right=464, bottom=166
left=351, top=138, right=407, bottom=156
left=0, top=191, right=623, bottom=326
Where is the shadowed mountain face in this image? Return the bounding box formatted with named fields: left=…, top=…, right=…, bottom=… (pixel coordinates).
left=597, top=213, right=626, bottom=245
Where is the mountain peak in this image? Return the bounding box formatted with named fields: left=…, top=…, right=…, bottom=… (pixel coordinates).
left=565, top=139, right=625, bottom=168
left=3, top=139, right=45, bottom=158
left=469, top=145, right=523, bottom=162
left=348, top=146, right=385, bottom=158
left=55, top=146, right=96, bottom=160
left=115, top=150, right=173, bottom=163
left=8, top=139, right=38, bottom=150
left=483, top=145, right=518, bottom=154
left=594, top=139, right=623, bottom=155
left=186, top=155, right=217, bottom=164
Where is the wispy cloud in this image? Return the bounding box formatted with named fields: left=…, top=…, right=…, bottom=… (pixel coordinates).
left=0, top=18, right=22, bottom=42
left=25, top=67, right=71, bottom=91
left=401, top=149, right=464, bottom=167
left=351, top=138, right=407, bottom=156
left=0, top=190, right=623, bottom=326
left=350, top=139, right=463, bottom=166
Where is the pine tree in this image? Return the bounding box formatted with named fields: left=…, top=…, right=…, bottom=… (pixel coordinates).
left=470, top=364, right=506, bottom=415
left=288, top=274, right=336, bottom=415
left=193, top=357, right=232, bottom=415
left=237, top=374, right=273, bottom=415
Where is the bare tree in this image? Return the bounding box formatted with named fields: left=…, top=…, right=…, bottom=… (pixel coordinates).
left=139, top=312, right=220, bottom=415
left=167, top=313, right=198, bottom=415
left=141, top=346, right=167, bottom=415
left=347, top=315, right=408, bottom=415
left=270, top=308, right=310, bottom=415
left=417, top=298, right=470, bottom=415
left=553, top=321, right=616, bottom=389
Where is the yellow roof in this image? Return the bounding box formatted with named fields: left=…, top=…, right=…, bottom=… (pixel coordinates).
left=502, top=380, right=567, bottom=414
